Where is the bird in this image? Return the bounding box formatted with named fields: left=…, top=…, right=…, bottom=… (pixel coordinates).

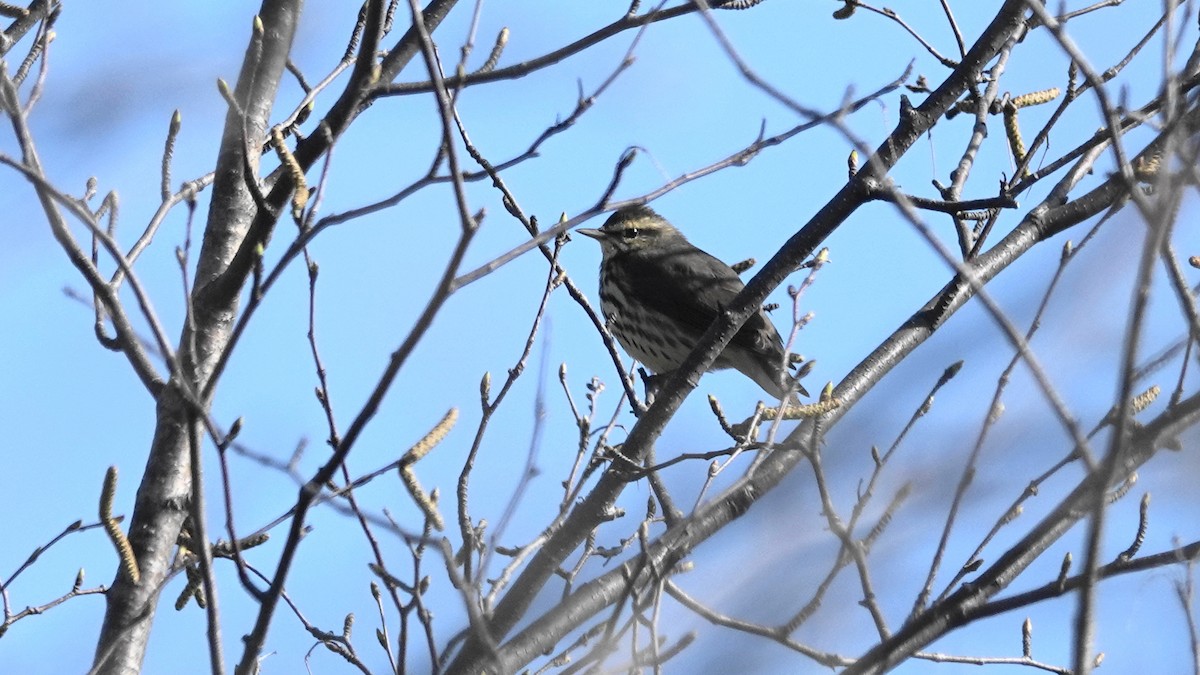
left=578, top=205, right=807, bottom=401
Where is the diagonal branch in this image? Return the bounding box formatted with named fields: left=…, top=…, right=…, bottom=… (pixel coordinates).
left=443, top=3, right=1032, bottom=672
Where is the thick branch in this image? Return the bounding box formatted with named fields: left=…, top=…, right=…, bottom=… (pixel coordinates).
left=92, top=2, right=303, bottom=673
left=443, top=3, right=1032, bottom=672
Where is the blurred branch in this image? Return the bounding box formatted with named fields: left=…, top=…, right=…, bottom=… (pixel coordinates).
left=847, top=390, right=1200, bottom=673
left=664, top=580, right=852, bottom=667
left=925, top=233, right=1096, bottom=609
left=967, top=539, right=1200, bottom=623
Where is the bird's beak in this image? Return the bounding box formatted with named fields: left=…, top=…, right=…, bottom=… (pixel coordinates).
left=576, top=228, right=605, bottom=240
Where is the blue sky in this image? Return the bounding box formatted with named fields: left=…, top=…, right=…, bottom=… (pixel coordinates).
left=2, top=2, right=1198, bottom=673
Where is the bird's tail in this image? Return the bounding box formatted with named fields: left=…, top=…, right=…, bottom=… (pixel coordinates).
left=744, top=359, right=809, bottom=402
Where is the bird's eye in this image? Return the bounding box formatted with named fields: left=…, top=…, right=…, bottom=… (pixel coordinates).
left=622, top=228, right=639, bottom=240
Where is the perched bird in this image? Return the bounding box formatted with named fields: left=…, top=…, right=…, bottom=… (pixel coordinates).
left=578, top=205, right=807, bottom=400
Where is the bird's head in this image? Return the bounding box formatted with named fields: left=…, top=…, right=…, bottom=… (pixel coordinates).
left=577, top=205, right=686, bottom=256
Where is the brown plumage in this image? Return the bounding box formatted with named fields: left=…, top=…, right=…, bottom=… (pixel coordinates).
left=579, top=205, right=807, bottom=399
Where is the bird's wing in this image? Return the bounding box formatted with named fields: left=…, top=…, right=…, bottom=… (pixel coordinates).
left=623, top=248, right=786, bottom=356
